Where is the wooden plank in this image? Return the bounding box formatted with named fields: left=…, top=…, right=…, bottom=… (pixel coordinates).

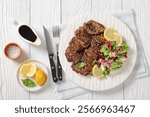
left=0, top=0, right=3, bottom=100
left=92, top=0, right=122, bottom=12
left=0, top=0, right=30, bottom=99
left=92, top=0, right=124, bottom=99
left=62, top=0, right=91, bottom=23
left=29, top=0, right=60, bottom=100
left=123, top=0, right=150, bottom=99
left=62, top=0, right=93, bottom=99
left=30, top=0, right=60, bottom=26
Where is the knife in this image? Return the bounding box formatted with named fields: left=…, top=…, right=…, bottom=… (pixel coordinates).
left=43, top=26, right=58, bottom=83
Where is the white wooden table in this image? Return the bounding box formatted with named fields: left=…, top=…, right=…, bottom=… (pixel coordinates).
left=0, top=0, right=150, bottom=100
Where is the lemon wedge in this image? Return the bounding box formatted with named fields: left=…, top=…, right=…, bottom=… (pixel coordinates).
left=35, top=69, right=47, bottom=86
left=20, top=63, right=37, bottom=77
left=92, top=65, right=104, bottom=78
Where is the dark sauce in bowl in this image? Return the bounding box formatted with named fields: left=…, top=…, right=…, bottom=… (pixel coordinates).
left=19, top=25, right=37, bottom=42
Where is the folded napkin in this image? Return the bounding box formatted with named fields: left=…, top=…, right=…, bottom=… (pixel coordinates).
left=45, top=9, right=150, bottom=99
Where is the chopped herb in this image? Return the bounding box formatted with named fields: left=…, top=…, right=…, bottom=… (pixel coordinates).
left=102, top=70, right=110, bottom=76
left=92, top=60, right=97, bottom=65
left=22, top=79, right=36, bottom=87
left=76, top=61, right=86, bottom=68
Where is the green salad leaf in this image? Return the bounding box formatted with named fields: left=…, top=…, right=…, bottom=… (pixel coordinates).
left=100, top=64, right=106, bottom=71
left=108, top=52, right=113, bottom=58
left=117, top=55, right=127, bottom=62
left=100, top=64, right=110, bottom=76
left=76, top=61, right=86, bottom=68
left=102, top=70, right=110, bottom=76
left=110, top=60, right=122, bottom=70
left=100, top=44, right=111, bottom=56
left=119, top=41, right=129, bottom=54
left=112, top=41, right=117, bottom=50
left=22, top=79, right=36, bottom=87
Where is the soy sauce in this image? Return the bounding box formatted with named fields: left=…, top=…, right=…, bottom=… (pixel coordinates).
left=19, top=25, right=37, bottom=42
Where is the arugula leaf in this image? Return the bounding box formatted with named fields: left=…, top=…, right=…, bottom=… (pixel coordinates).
left=22, top=79, right=36, bottom=87
left=76, top=62, right=86, bottom=68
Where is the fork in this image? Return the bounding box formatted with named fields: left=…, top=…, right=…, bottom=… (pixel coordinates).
left=52, top=26, right=63, bottom=81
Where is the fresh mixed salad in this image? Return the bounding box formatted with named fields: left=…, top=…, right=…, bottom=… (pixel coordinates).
left=92, top=40, right=128, bottom=77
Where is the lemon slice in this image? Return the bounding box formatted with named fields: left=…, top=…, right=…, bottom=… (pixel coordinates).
left=104, top=28, right=117, bottom=41
left=104, top=28, right=123, bottom=46
left=20, top=64, right=30, bottom=77
left=20, top=63, right=37, bottom=77
left=113, top=33, right=123, bottom=46
left=92, top=65, right=104, bottom=78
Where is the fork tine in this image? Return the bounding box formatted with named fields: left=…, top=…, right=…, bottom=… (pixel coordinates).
left=52, top=25, right=60, bottom=37
left=52, top=26, right=56, bottom=37
left=56, top=26, right=60, bottom=36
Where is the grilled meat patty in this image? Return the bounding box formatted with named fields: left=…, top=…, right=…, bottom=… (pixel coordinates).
left=83, top=20, right=105, bottom=35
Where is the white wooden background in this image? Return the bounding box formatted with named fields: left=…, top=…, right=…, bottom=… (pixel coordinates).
left=0, top=0, right=150, bottom=100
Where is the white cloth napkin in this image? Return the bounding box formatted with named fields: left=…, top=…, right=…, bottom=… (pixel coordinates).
left=45, top=9, right=150, bottom=99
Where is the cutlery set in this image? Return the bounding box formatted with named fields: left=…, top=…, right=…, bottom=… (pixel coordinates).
left=44, top=26, right=63, bottom=83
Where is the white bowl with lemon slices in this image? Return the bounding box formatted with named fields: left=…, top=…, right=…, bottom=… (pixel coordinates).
left=59, top=13, right=137, bottom=91
left=17, top=60, right=48, bottom=92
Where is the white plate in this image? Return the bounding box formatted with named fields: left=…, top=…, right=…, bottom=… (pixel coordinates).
left=17, top=60, right=48, bottom=92
left=59, top=14, right=137, bottom=91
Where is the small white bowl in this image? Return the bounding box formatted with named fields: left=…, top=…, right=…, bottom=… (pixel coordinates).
left=17, top=60, right=48, bottom=92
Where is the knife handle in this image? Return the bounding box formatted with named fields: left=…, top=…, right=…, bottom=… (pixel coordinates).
left=57, top=52, right=63, bottom=81
left=49, top=54, right=58, bottom=83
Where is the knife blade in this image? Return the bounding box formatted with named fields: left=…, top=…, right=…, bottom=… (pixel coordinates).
left=43, top=26, right=58, bottom=83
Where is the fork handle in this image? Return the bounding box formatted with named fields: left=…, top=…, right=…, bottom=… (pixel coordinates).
left=57, top=52, right=63, bottom=81
left=49, top=54, right=58, bottom=83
